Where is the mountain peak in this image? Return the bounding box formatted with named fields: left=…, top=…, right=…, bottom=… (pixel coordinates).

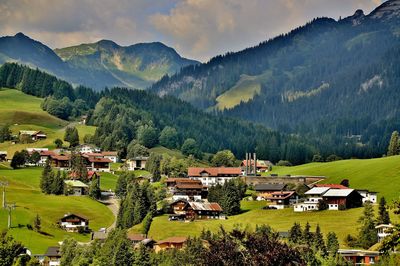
left=369, top=0, right=400, bottom=20
left=342, top=9, right=365, bottom=25
left=96, top=39, right=119, bottom=48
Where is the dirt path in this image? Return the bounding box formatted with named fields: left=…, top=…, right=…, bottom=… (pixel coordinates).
left=100, top=196, right=119, bottom=231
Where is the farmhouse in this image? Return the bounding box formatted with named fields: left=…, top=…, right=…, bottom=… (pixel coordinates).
left=265, top=191, right=297, bottom=209
left=38, top=150, right=56, bottom=166
left=69, top=171, right=100, bottom=182
left=0, top=151, right=7, bottom=161
left=59, top=213, right=89, bottom=232
left=357, top=189, right=378, bottom=204
left=322, top=189, right=363, bottom=210
left=154, top=237, right=187, bottom=253
left=126, top=156, right=148, bottom=170
left=166, top=178, right=206, bottom=200
left=50, top=154, right=71, bottom=170
left=77, top=144, right=101, bottom=154
left=188, top=167, right=242, bottom=186
left=64, top=180, right=88, bottom=196
left=294, top=187, right=330, bottom=212
left=43, top=246, right=61, bottom=266
left=169, top=199, right=223, bottom=220
left=102, top=151, right=118, bottom=163
left=375, top=224, right=394, bottom=242
left=240, top=159, right=273, bottom=172
left=86, top=157, right=111, bottom=172
left=338, top=249, right=380, bottom=265
left=19, top=130, right=47, bottom=141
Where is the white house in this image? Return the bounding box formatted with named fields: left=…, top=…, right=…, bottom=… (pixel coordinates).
left=59, top=213, right=89, bottom=232
left=294, top=187, right=330, bottom=212
left=375, top=224, right=394, bottom=242
left=42, top=246, right=61, bottom=266
left=126, top=156, right=148, bottom=170
left=77, top=144, right=101, bottom=154
left=188, top=167, right=242, bottom=186
left=357, top=190, right=378, bottom=204
left=102, top=151, right=118, bottom=163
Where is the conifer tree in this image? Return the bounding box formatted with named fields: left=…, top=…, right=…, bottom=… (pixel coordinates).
left=357, top=202, right=378, bottom=248
left=302, top=222, right=313, bottom=246
left=141, top=212, right=153, bottom=238
left=289, top=222, right=303, bottom=245
left=33, top=214, right=41, bottom=232
left=313, top=224, right=327, bottom=255
left=89, top=176, right=101, bottom=200
left=387, top=131, right=400, bottom=156
left=40, top=160, right=54, bottom=194
left=326, top=232, right=339, bottom=255
left=376, top=197, right=391, bottom=225
left=112, top=236, right=134, bottom=266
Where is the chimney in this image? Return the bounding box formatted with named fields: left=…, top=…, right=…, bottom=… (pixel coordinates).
left=253, top=153, right=257, bottom=175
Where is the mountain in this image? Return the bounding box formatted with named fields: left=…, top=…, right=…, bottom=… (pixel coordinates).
left=0, top=33, right=198, bottom=89
left=54, top=40, right=198, bottom=89
left=150, top=0, right=400, bottom=153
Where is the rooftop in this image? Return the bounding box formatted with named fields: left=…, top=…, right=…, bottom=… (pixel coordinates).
left=254, top=183, right=286, bottom=191
left=305, top=187, right=330, bottom=195
left=64, top=180, right=89, bottom=188
left=314, top=184, right=348, bottom=189
left=157, top=237, right=187, bottom=245
left=188, top=201, right=223, bottom=211
left=188, top=167, right=242, bottom=177
left=44, top=246, right=61, bottom=257
left=323, top=189, right=354, bottom=197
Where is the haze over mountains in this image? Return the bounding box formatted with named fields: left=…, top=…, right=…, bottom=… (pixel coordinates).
left=0, top=33, right=198, bottom=89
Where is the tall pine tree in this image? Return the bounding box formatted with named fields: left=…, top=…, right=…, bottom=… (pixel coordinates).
left=387, top=131, right=400, bottom=156
left=376, top=197, right=391, bottom=225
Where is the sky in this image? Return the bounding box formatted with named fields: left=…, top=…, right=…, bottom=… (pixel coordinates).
left=0, top=0, right=384, bottom=62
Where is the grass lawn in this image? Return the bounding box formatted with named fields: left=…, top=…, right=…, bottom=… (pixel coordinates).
left=149, top=146, right=185, bottom=159
left=0, top=167, right=114, bottom=253
left=266, top=156, right=400, bottom=201
left=100, top=172, right=119, bottom=191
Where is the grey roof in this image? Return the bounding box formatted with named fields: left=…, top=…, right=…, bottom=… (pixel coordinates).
left=44, top=246, right=61, bottom=257
left=323, top=189, right=354, bottom=197
left=92, top=231, right=107, bottom=240
left=305, top=187, right=330, bottom=195
left=254, top=183, right=286, bottom=191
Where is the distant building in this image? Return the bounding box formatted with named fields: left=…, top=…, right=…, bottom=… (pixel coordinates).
left=154, top=237, right=187, bottom=253
left=126, top=157, right=148, bottom=170
left=265, top=191, right=297, bottom=209
left=77, top=144, right=101, bottom=154
left=338, top=249, right=380, bottom=265
left=50, top=154, right=71, bottom=170
left=322, top=189, right=363, bottom=210
left=294, top=186, right=329, bottom=212
left=19, top=130, right=47, bottom=141
left=357, top=190, right=378, bottom=204
left=188, top=167, right=242, bottom=186
left=86, top=157, right=111, bottom=172
left=64, top=180, right=89, bottom=196
left=166, top=178, right=206, bottom=200
left=240, top=159, right=273, bottom=172
left=59, top=213, right=89, bottom=232
left=169, top=199, right=223, bottom=220
left=102, top=151, right=118, bottom=163
left=375, top=224, right=394, bottom=242
left=42, top=246, right=61, bottom=266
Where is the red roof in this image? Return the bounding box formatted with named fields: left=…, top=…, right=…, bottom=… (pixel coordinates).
left=314, top=184, right=348, bottom=189
left=102, top=151, right=118, bottom=156
left=127, top=233, right=146, bottom=242
left=69, top=171, right=99, bottom=179
left=88, top=157, right=111, bottom=163
left=188, top=167, right=242, bottom=177
left=51, top=155, right=70, bottom=161
left=83, top=153, right=104, bottom=157
left=175, top=183, right=204, bottom=189
left=40, top=150, right=56, bottom=156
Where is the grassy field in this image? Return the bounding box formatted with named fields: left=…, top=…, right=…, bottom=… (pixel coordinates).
left=149, top=146, right=185, bottom=159
left=266, top=156, right=400, bottom=201
left=0, top=167, right=114, bottom=253
left=0, top=88, right=96, bottom=157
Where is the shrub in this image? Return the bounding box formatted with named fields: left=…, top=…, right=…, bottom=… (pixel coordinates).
left=338, top=204, right=346, bottom=210
left=276, top=160, right=292, bottom=166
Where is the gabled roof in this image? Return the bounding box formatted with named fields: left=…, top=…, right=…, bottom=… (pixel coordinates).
left=87, top=157, right=112, bottom=163
left=44, top=246, right=61, bottom=257
left=305, top=187, right=330, bottom=195
left=188, top=167, right=242, bottom=177
left=64, top=180, right=89, bottom=188
left=128, top=233, right=146, bottom=242
left=322, top=189, right=354, bottom=197
left=254, top=183, right=286, bottom=191
left=156, top=237, right=187, bottom=245
left=175, top=183, right=204, bottom=189
left=266, top=191, right=296, bottom=200
left=60, top=213, right=89, bottom=222
left=166, top=178, right=200, bottom=184
left=188, top=202, right=223, bottom=212
left=40, top=150, right=56, bottom=156
left=51, top=154, right=70, bottom=161
left=375, top=224, right=394, bottom=229
left=102, top=151, right=118, bottom=156
left=314, top=184, right=348, bottom=189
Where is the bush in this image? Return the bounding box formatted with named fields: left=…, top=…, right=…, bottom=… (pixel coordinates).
left=338, top=204, right=346, bottom=210
left=326, top=154, right=342, bottom=162
left=276, top=160, right=292, bottom=166
left=317, top=199, right=328, bottom=210
left=27, top=224, right=33, bottom=230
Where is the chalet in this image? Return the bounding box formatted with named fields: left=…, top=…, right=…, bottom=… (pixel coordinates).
left=294, top=186, right=330, bottom=212
left=86, top=157, right=111, bottom=172
left=338, top=249, right=380, bottom=265
left=59, top=213, right=89, bottom=232
left=166, top=178, right=206, bottom=200
left=19, top=130, right=47, bottom=141
left=102, top=151, right=118, bottom=163
left=240, top=159, right=273, bottom=172
left=91, top=231, right=107, bottom=242
left=50, top=154, right=71, bottom=170
left=0, top=151, right=7, bottom=162
left=128, top=233, right=146, bottom=244
left=43, top=246, right=61, bottom=266
left=357, top=190, right=378, bottom=204
left=188, top=167, right=242, bottom=186
left=38, top=150, right=56, bottom=166
left=265, top=191, right=297, bottom=209
left=77, top=144, right=101, bottom=154
left=375, top=224, right=394, bottom=242
left=169, top=199, right=223, bottom=220
left=322, top=189, right=363, bottom=210
left=69, top=171, right=100, bottom=183
left=64, top=180, right=88, bottom=196
left=126, top=156, right=148, bottom=170
left=154, top=237, right=187, bottom=253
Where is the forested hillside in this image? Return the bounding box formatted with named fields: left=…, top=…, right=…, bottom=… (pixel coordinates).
left=151, top=0, right=400, bottom=157
left=0, top=63, right=319, bottom=164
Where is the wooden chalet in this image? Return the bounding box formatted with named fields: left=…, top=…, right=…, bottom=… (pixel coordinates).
left=322, top=189, right=363, bottom=210
left=59, top=213, right=89, bottom=232
left=102, top=151, right=118, bottom=163
left=188, top=167, right=242, bottom=186
left=265, top=191, right=297, bottom=209
left=166, top=178, right=206, bottom=200
left=86, top=156, right=111, bottom=172
left=19, top=130, right=47, bottom=141
left=50, top=154, right=71, bottom=170
left=64, top=180, right=89, bottom=196
left=154, top=237, right=187, bottom=253
left=169, top=199, right=223, bottom=220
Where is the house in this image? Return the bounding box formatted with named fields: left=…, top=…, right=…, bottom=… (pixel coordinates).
left=126, top=157, right=148, bottom=170
left=166, top=178, right=206, bottom=200
left=128, top=233, right=146, bottom=244
left=188, top=167, right=242, bottom=186
left=102, top=151, right=118, bottom=163
left=0, top=151, right=7, bottom=162
left=50, top=154, right=71, bottom=170
left=77, top=144, right=101, bottom=154
left=19, top=130, right=47, bottom=141
left=38, top=150, right=56, bottom=166
left=154, top=237, right=187, bottom=253
left=86, top=157, right=111, bottom=172
left=357, top=190, right=378, bottom=204
left=240, top=159, right=273, bottom=172
left=43, top=246, right=61, bottom=266
left=64, top=180, right=88, bottom=196
left=69, top=171, right=100, bottom=182
left=375, top=224, right=394, bottom=242
left=265, top=191, right=297, bottom=209
left=59, top=213, right=89, bottom=232
left=338, top=249, right=380, bottom=265
left=294, top=187, right=330, bottom=212
left=91, top=231, right=107, bottom=242
left=169, top=199, right=223, bottom=220
left=322, top=189, right=363, bottom=210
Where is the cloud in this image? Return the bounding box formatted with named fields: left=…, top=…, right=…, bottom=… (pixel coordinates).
left=0, top=0, right=384, bottom=61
